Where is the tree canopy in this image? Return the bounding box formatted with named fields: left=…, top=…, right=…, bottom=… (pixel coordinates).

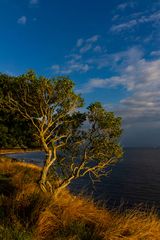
left=1, top=71, right=123, bottom=195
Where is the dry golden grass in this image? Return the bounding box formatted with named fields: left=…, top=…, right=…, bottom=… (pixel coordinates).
left=16, top=161, right=41, bottom=170
left=103, top=208, right=160, bottom=240
left=0, top=158, right=41, bottom=178
left=0, top=159, right=160, bottom=240
left=34, top=189, right=111, bottom=239
left=53, top=190, right=111, bottom=227
left=35, top=208, right=62, bottom=239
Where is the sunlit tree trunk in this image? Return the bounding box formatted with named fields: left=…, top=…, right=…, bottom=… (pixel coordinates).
left=54, top=175, right=75, bottom=197
left=39, top=132, right=53, bottom=192
left=39, top=149, right=52, bottom=192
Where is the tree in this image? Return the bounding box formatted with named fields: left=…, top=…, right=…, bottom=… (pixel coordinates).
left=3, top=71, right=123, bottom=195
left=0, top=73, right=38, bottom=148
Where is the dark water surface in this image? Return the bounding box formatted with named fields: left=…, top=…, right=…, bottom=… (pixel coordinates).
left=8, top=148, right=160, bottom=210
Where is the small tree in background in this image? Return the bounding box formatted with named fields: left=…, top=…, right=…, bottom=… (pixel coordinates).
left=2, top=71, right=123, bottom=195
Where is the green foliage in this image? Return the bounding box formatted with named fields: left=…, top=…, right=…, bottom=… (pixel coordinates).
left=56, top=221, right=102, bottom=240
left=0, top=73, right=39, bottom=148
left=0, top=225, right=32, bottom=240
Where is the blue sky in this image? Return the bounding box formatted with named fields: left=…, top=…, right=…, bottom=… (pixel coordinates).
left=0, top=0, right=160, bottom=146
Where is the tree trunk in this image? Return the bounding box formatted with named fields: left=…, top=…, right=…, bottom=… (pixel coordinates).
left=39, top=149, right=52, bottom=192
left=54, top=176, right=75, bottom=197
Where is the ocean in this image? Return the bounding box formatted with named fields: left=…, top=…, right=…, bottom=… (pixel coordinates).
left=8, top=148, right=160, bottom=210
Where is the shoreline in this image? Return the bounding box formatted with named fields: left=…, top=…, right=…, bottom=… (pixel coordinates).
left=0, top=147, right=43, bottom=155
left=0, top=148, right=43, bottom=164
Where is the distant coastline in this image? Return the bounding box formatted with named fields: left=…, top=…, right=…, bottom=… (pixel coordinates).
left=1, top=146, right=159, bottom=155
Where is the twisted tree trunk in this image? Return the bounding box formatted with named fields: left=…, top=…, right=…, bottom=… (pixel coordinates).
left=39, top=149, right=53, bottom=192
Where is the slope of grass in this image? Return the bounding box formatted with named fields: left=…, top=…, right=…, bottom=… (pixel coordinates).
left=0, top=158, right=160, bottom=240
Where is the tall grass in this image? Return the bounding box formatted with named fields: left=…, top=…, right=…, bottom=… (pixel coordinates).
left=0, top=158, right=160, bottom=240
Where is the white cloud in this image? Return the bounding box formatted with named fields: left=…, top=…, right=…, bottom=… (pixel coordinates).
left=77, top=76, right=119, bottom=93
left=82, top=56, right=160, bottom=93
left=86, top=35, right=100, bottom=43
left=76, top=38, right=84, bottom=47
left=150, top=50, right=160, bottom=57
left=80, top=44, right=92, bottom=53
left=51, top=65, right=60, bottom=72
left=117, top=3, right=128, bottom=10
left=112, top=14, right=120, bottom=21
left=51, top=62, right=90, bottom=75
left=17, top=16, right=27, bottom=25
left=139, top=11, right=160, bottom=23
left=93, top=45, right=102, bottom=53
left=30, top=0, right=39, bottom=5
left=117, top=2, right=135, bottom=11
left=111, top=19, right=137, bottom=32
left=65, top=54, right=82, bottom=60
left=76, top=35, right=100, bottom=53
left=111, top=10, right=160, bottom=32
left=51, top=35, right=101, bottom=75
left=86, top=46, right=143, bottom=70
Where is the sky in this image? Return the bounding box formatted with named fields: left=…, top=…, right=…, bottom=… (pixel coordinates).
left=0, top=0, right=160, bottom=147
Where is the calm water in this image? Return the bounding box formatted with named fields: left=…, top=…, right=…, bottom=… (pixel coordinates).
left=8, top=148, right=160, bottom=210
